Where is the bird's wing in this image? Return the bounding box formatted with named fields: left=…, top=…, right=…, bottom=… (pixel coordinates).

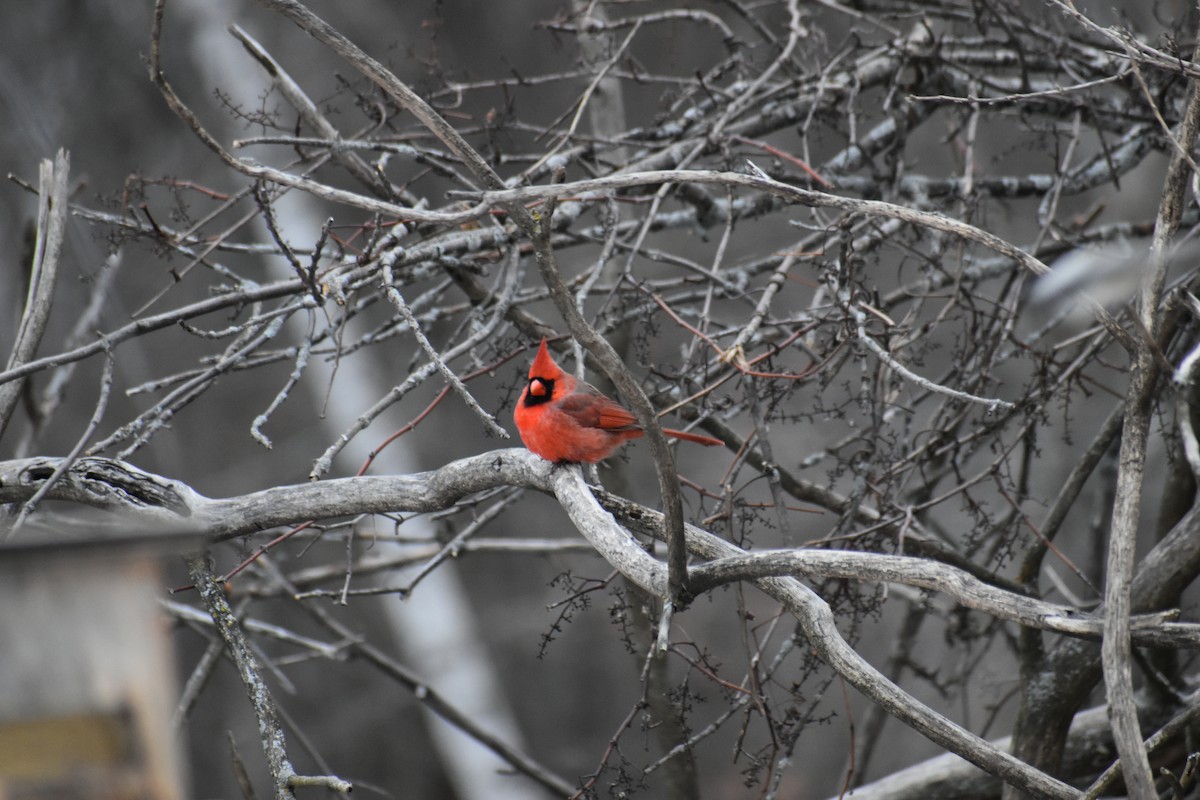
left=556, top=389, right=639, bottom=431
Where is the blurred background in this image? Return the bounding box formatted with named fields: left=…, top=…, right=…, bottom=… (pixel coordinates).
left=1, top=1, right=1196, bottom=798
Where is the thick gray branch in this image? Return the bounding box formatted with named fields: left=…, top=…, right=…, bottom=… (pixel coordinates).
left=689, top=550, right=1200, bottom=648
left=0, top=452, right=667, bottom=596
left=835, top=693, right=1183, bottom=800
left=14, top=451, right=1189, bottom=797
left=0, top=150, right=69, bottom=441
left=1099, top=28, right=1200, bottom=798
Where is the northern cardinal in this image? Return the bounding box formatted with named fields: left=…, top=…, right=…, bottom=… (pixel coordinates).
left=513, top=337, right=723, bottom=463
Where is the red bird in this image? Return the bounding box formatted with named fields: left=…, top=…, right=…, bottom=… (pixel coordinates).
left=514, top=337, right=723, bottom=464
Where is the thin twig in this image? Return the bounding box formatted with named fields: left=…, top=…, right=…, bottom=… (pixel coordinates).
left=380, top=264, right=508, bottom=439
left=5, top=348, right=115, bottom=539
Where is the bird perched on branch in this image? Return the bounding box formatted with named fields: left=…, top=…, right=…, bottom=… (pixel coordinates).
left=514, top=337, right=723, bottom=464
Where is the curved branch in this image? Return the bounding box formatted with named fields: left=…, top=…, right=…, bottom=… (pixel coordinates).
left=598, top=493, right=1081, bottom=800
left=688, top=549, right=1200, bottom=648
left=5, top=450, right=1165, bottom=797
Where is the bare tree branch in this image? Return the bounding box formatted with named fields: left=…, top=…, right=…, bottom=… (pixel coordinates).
left=9, top=0, right=1200, bottom=796
left=11, top=451, right=1175, bottom=796
left=1100, top=26, right=1200, bottom=797
left=190, top=555, right=351, bottom=799
left=0, top=150, right=69, bottom=441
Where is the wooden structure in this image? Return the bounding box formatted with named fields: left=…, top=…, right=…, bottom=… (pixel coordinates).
left=0, top=535, right=188, bottom=799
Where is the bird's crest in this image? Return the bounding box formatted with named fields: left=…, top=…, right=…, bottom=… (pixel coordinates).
left=529, top=337, right=563, bottom=381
